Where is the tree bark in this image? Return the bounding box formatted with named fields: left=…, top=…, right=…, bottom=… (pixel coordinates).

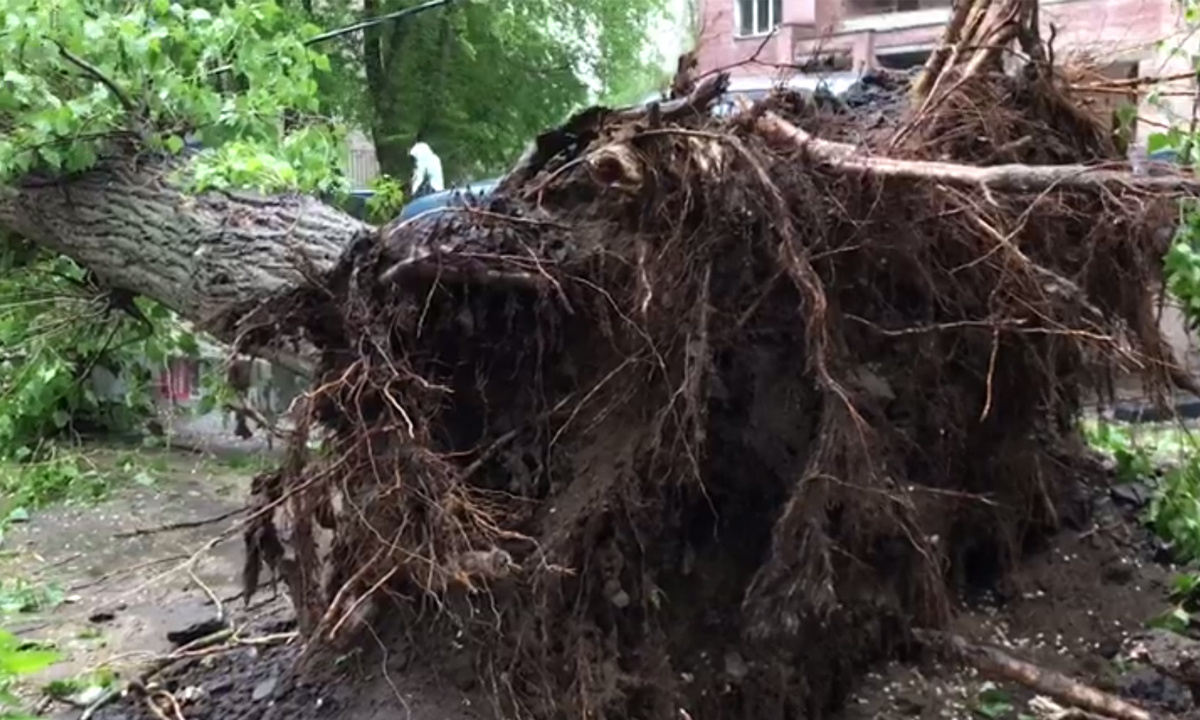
left=0, top=158, right=373, bottom=374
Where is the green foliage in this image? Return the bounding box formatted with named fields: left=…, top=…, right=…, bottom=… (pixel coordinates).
left=0, top=0, right=672, bottom=187
left=295, top=0, right=670, bottom=180
left=1165, top=201, right=1200, bottom=328
left=1081, top=420, right=1156, bottom=482
left=0, top=451, right=115, bottom=513
left=0, top=249, right=197, bottom=457
left=185, top=124, right=349, bottom=195
left=0, top=630, right=59, bottom=719
left=971, top=684, right=1015, bottom=719
left=42, top=667, right=116, bottom=707
left=1149, top=572, right=1200, bottom=632
left=1149, top=93, right=1200, bottom=332
left=1147, top=458, right=1200, bottom=563
left=365, top=175, right=407, bottom=223
left=0, top=580, right=64, bottom=619
left=1080, top=420, right=1200, bottom=561
left=0, top=0, right=344, bottom=193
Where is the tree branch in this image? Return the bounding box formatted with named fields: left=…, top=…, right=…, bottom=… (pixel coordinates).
left=305, top=0, right=464, bottom=47
left=755, top=111, right=1200, bottom=194
left=206, top=0, right=464, bottom=81
left=919, top=631, right=1157, bottom=720
left=54, top=42, right=138, bottom=115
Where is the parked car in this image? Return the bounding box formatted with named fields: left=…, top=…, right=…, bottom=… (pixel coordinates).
left=396, top=179, right=501, bottom=221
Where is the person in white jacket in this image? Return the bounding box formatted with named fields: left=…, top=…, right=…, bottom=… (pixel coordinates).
left=409, top=141, right=444, bottom=198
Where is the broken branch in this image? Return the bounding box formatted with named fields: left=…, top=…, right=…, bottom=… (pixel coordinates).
left=114, top=508, right=246, bottom=539
left=919, top=631, right=1156, bottom=720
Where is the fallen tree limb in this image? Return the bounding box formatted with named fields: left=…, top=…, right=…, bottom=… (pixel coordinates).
left=755, top=112, right=1200, bottom=195
left=917, top=631, right=1157, bottom=720
left=114, top=508, right=247, bottom=539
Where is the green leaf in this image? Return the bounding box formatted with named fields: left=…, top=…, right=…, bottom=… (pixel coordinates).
left=0, top=647, right=59, bottom=676
left=975, top=686, right=1013, bottom=720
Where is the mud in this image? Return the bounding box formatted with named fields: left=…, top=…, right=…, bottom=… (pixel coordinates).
left=840, top=483, right=1185, bottom=720
left=74, top=470, right=1194, bottom=720
left=0, top=445, right=275, bottom=717
left=88, top=638, right=484, bottom=720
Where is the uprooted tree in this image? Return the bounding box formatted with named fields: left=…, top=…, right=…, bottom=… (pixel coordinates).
left=5, top=0, right=1200, bottom=718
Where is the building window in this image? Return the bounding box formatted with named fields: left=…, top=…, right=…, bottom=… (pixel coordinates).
left=843, top=0, right=950, bottom=17
left=736, top=0, right=783, bottom=37
left=876, top=49, right=932, bottom=70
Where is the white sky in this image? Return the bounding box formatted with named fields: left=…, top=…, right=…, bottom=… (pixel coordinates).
left=652, top=0, right=694, bottom=70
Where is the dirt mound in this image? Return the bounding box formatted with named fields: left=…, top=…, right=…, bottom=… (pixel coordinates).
left=225, top=8, right=1199, bottom=720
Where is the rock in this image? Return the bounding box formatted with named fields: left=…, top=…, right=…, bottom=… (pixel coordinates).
left=1097, top=637, right=1121, bottom=659
left=261, top=618, right=297, bottom=635
left=854, top=366, right=895, bottom=401
left=610, top=590, right=631, bottom=609
left=1129, top=629, right=1200, bottom=687
left=251, top=677, right=278, bottom=702
left=1154, top=540, right=1176, bottom=565
left=1101, top=561, right=1135, bottom=586
left=72, top=685, right=108, bottom=706
left=723, top=651, right=749, bottom=681
left=88, top=610, right=116, bottom=624
left=208, top=678, right=234, bottom=695
left=1111, top=483, right=1152, bottom=509
left=1114, top=666, right=1193, bottom=713
left=892, top=692, right=926, bottom=716
left=166, top=617, right=229, bottom=647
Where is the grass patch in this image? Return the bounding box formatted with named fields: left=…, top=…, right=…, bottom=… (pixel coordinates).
left=1080, top=417, right=1198, bottom=473
left=1083, top=417, right=1200, bottom=631
left=0, top=451, right=113, bottom=519
left=1081, top=418, right=1200, bottom=560
left=0, top=629, right=59, bottom=717
left=0, top=580, right=63, bottom=619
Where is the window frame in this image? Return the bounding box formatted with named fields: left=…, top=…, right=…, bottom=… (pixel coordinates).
left=734, top=0, right=782, bottom=38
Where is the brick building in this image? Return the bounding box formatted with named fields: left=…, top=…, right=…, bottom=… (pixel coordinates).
left=695, top=0, right=1195, bottom=142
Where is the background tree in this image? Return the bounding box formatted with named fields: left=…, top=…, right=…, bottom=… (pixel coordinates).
left=0, top=0, right=674, bottom=455
left=293, top=0, right=671, bottom=180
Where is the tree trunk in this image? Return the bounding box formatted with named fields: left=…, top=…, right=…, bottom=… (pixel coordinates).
left=0, top=159, right=373, bottom=373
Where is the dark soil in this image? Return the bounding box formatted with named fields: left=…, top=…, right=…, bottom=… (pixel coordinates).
left=87, top=613, right=487, bottom=720
left=84, top=474, right=1192, bottom=720
left=839, top=482, right=1186, bottom=720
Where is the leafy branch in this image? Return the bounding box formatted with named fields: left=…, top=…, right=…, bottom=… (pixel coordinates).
left=52, top=42, right=137, bottom=115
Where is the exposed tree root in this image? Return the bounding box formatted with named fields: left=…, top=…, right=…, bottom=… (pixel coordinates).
left=225, top=0, right=1200, bottom=718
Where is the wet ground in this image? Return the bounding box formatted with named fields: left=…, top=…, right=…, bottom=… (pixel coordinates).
left=58, top=468, right=1200, bottom=720
left=6, top=432, right=1200, bottom=720
left=0, top=442, right=279, bottom=718
left=840, top=481, right=1187, bottom=720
